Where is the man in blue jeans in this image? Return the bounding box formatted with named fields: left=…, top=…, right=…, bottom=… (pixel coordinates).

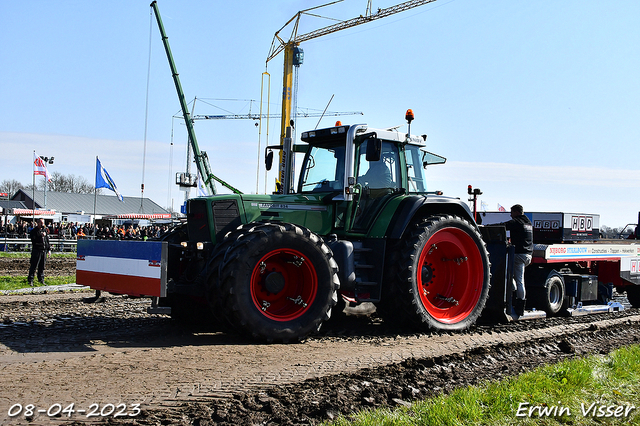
left=503, top=204, right=533, bottom=316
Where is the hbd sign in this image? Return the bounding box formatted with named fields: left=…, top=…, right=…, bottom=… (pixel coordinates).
left=571, top=216, right=593, bottom=233
left=534, top=220, right=560, bottom=230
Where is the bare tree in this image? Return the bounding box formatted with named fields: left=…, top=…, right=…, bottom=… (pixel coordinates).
left=48, top=171, right=67, bottom=192
left=70, top=175, right=95, bottom=194
left=0, top=179, right=24, bottom=196
left=49, top=172, right=93, bottom=193
left=3, top=173, right=97, bottom=195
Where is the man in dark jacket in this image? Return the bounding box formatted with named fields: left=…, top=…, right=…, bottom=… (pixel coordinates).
left=28, top=218, right=51, bottom=286
left=503, top=204, right=533, bottom=316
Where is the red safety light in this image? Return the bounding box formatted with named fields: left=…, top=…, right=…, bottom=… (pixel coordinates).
left=405, top=109, right=414, bottom=124
left=335, top=121, right=342, bottom=126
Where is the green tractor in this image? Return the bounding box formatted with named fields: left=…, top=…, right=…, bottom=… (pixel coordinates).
left=95, top=2, right=490, bottom=342
left=166, top=113, right=491, bottom=342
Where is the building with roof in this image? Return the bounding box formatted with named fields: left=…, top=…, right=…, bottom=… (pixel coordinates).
left=9, top=190, right=170, bottom=223
left=0, top=199, right=28, bottom=213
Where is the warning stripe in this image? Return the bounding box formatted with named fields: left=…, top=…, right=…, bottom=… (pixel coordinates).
left=76, top=240, right=165, bottom=297
left=76, top=270, right=162, bottom=297
left=76, top=255, right=161, bottom=279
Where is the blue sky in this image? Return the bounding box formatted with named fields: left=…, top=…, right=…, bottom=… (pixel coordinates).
left=1, top=0, right=639, bottom=227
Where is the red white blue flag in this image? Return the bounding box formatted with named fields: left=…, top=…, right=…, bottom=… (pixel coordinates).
left=33, top=152, right=51, bottom=181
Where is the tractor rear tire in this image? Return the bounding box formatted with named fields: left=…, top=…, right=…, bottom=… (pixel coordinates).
left=218, top=222, right=339, bottom=342
left=383, top=215, right=491, bottom=332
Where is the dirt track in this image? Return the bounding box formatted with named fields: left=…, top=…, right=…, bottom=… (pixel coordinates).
left=0, top=256, right=76, bottom=277
left=1, top=288, right=639, bottom=425
left=1, top=258, right=640, bottom=424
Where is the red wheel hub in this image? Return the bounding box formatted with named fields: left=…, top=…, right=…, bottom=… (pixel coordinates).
left=250, top=248, right=318, bottom=321
left=417, top=227, right=483, bottom=324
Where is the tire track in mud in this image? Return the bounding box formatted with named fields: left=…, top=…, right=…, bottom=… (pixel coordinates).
left=0, top=292, right=639, bottom=425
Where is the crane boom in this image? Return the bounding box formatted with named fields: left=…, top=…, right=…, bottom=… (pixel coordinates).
left=267, top=0, right=437, bottom=194
left=150, top=1, right=242, bottom=195
left=192, top=111, right=363, bottom=120
left=267, top=0, right=437, bottom=62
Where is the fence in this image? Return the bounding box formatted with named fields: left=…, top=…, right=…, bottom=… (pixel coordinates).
left=0, top=238, right=77, bottom=253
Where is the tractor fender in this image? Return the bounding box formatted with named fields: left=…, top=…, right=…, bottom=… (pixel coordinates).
left=386, top=195, right=477, bottom=240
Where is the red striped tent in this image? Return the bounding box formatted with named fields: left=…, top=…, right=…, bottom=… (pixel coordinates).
left=12, top=209, right=57, bottom=216
left=103, top=213, right=171, bottom=220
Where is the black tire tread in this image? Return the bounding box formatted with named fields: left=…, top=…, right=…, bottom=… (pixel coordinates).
left=378, top=215, right=491, bottom=332
left=218, top=222, right=339, bottom=343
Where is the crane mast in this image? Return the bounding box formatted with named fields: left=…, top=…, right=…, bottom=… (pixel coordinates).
left=150, top=1, right=242, bottom=196
left=267, top=0, right=437, bottom=194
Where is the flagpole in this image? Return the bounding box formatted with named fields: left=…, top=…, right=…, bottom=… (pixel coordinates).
left=93, top=156, right=98, bottom=239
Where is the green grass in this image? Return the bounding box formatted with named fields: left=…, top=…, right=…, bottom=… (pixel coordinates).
left=0, top=275, right=76, bottom=291
left=0, top=251, right=76, bottom=290
left=0, top=252, right=76, bottom=258
left=328, top=345, right=640, bottom=426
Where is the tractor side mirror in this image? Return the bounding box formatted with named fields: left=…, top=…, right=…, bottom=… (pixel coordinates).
left=265, top=150, right=274, bottom=171
left=366, top=137, right=382, bottom=162
left=421, top=150, right=446, bottom=167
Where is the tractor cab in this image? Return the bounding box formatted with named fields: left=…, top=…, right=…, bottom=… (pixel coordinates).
left=297, top=119, right=446, bottom=233
left=298, top=123, right=445, bottom=197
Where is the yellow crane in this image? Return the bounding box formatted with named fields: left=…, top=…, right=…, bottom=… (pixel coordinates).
left=265, top=0, right=437, bottom=194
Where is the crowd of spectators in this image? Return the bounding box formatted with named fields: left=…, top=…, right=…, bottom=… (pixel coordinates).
left=90, top=224, right=174, bottom=240
left=0, top=219, right=176, bottom=241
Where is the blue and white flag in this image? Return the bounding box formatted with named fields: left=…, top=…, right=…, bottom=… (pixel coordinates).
left=95, top=157, right=124, bottom=202
left=196, top=170, right=208, bottom=197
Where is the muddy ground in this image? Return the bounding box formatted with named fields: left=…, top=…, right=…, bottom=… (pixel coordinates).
left=0, top=256, right=76, bottom=277
left=1, top=259, right=639, bottom=425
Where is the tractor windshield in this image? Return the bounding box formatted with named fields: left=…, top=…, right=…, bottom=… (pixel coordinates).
left=355, top=140, right=400, bottom=190
left=299, top=144, right=345, bottom=193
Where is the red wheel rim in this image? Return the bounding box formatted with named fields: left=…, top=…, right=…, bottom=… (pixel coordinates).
left=417, top=227, right=484, bottom=324
left=250, top=248, right=318, bottom=321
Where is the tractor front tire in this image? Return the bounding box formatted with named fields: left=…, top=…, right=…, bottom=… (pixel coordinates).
left=219, top=222, right=339, bottom=343
left=205, top=224, right=256, bottom=331
left=386, top=215, right=491, bottom=332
